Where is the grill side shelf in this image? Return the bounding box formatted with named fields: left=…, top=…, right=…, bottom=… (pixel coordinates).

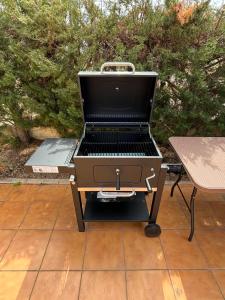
left=25, top=138, right=77, bottom=174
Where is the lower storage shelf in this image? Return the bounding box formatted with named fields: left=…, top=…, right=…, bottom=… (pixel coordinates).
left=83, top=192, right=149, bottom=222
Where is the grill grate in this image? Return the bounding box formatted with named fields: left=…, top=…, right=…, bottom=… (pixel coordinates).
left=78, top=131, right=158, bottom=157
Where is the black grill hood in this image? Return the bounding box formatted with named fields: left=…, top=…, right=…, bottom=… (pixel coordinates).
left=78, top=69, right=158, bottom=124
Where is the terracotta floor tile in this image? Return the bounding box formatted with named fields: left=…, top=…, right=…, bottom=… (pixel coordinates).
left=20, top=200, right=60, bottom=229
left=161, top=185, right=179, bottom=202
left=169, top=184, right=193, bottom=201
left=0, top=184, right=13, bottom=201
left=178, top=196, right=223, bottom=230
left=41, top=231, right=85, bottom=270
left=84, top=231, right=124, bottom=270
left=172, top=185, right=211, bottom=209
left=0, top=271, right=37, bottom=300
left=213, top=271, right=225, bottom=298
left=158, top=198, right=189, bottom=229
left=0, top=201, right=30, bottom=229
left=55, top=200, right=77, bottom=230
left=79, top=271, right=126, bottom=300
left=127, top=270, right=175, bottom=300
left=123, top=230, right=166, bottom=269
left=33, top=185, right=71, bottom=202
left=160, top=230, right=207, bottom=269
left=0, top=230, right=51, bottom=270
left=197, top=190, right=225, bottom=202
left=196, top=231, right=225, bottom=268
left=122, top=222, right=145, bottom=231
left=194, top=201, right=219, bottom=229
left=209, top=201, right=225, bottom=228
left=176, top=185, right=210, bottom=203
left=30, top=271, right=81, bottom=300
left=170, top=270, right=223, bottom=300
left=178, top=199, right=218, bottom=230
left=87, top=221, right=122, bottom=231
left=7, top=185, right=39, bottom=202
left=0, top=230, right=16, bottom=260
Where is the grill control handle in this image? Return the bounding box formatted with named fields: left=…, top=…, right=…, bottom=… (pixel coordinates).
left=116, top=168, right=120, bottom=191
left=145, top=168, right=155, bottom=193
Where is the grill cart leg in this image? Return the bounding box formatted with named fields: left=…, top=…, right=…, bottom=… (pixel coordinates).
left=145, top=165, right=167, bottom=237
left=69, top=176, right=85, bottom=232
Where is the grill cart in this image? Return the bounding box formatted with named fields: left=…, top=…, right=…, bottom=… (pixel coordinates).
left=25, top=62, right=167, bottom=237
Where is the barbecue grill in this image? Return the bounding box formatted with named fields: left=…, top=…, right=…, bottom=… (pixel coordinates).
left=25, top=62, right=167, bottom=237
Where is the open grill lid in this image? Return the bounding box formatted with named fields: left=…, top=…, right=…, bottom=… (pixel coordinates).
left=78, top=62, right=158, bottom=124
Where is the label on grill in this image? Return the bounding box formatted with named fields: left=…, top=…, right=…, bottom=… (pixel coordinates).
left=32, top=166, right=59, bottom=173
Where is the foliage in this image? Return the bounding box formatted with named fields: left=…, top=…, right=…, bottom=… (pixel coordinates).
left=0, top=0, right=225, bottom=144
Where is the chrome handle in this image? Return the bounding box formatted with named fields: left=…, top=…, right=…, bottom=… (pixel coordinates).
left=100, top=62, right=135, bottom=74
left=98, top=190, right=136, bottom=199
left=145, top=168, right=155, bottom=193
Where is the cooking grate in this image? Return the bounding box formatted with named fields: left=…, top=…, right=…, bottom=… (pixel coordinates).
left=78, top=131, right=158, bottom=157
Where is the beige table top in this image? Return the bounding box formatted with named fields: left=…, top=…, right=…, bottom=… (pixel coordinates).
left=169, top=137, right=225, bottom=192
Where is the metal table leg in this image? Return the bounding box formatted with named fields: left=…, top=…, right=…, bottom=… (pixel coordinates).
left=70, top=176, right=85, bottom=232
left=170, top=165, right=183, bottom=197
left=170, top=169, right=198, bottom=241
left=188, top=187, right=197, bottom=241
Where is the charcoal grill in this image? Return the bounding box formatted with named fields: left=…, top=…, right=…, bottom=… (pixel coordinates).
left=25, top=62, right=167, bottom=237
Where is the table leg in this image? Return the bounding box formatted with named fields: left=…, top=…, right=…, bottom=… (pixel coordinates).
left=188, top=187, right=197, bottom=241
left=170, top=165, right=183, bottom=197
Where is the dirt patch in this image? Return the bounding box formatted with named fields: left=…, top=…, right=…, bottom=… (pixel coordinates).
left=0, top=140, right=181, bottom=180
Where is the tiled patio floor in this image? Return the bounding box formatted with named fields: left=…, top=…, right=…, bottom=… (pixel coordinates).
left=0, top=183, right=225, bottom=299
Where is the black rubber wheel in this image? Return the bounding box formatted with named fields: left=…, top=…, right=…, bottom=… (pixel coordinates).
left=144, top=224, right=161, bottom=237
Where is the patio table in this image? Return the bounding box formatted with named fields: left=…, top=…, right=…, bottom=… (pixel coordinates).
left=169, top=137, right=225, bottom=241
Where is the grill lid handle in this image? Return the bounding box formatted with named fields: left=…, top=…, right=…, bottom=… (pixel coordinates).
left=100, top=62, right=135, bottom=74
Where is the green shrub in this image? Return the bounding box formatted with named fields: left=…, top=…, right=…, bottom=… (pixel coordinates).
left=0, top=0, right=224, bottom=144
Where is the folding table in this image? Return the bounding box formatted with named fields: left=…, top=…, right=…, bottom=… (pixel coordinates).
left=169, top=137, right=225, bottom=241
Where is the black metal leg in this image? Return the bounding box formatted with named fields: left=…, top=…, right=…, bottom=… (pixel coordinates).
left=149, top=165, right=167, bottom=223
left=170, top=170, right=183, bottom=197
left=188, top=187, right=197, bottom=242
left=70, top=178, right=85, bottom=232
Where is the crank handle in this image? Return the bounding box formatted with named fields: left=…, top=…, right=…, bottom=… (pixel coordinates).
left=145, top=168, right=155, bottom=193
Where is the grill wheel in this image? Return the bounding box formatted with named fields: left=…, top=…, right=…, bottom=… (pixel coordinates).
left=144, top=223, right=161, bottom=237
